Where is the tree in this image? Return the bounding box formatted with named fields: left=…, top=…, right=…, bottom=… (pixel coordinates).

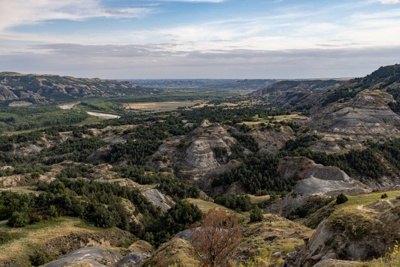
left=190, top=208, right=242, bottom=267
left=7, top=211, right=29, bottom=227
left=336, top=193, right=348, bottom=204
left=249, top=206, right=264, bottom=222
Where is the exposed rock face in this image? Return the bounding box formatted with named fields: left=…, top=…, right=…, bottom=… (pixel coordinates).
left=312, top=90, right=400, bottom=138
left=278, top=157, right=368, bottom=196
left=250, top=79, right=343, bottom=110
left=143, top=189, right=175, bottom=212
left=249, top=126, right=294, bottom=154
left=0, top=86, right=18, bottom=100
left=44, top=247, right=123, bottom=267
left=285, top=197, right=400, bottom=266
left=117, top=252, right=149, bottom=267
left=152, top=120, right=240, bottom=182
left=0, top=72, right=157, bottom=102
left=273, top=157, right=369, bottom=218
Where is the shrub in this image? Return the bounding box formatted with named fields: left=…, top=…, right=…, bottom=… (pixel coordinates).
left=190, top=208, right=242, bottom=267
left=29, top=251, right=47, bottom=266
left=381, top=193, right=388, bottom=199
left=250, top=206, right=264, bottom=222
left=336, top=193, right=348, bottom=204
left=0, top=231, right=12, bottom=245
left=7, top=211, right=29, bottom=227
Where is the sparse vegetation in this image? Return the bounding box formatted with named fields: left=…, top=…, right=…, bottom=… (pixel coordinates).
left=190, top=208, right=242, bottom=267
left=1, top=66, right=400, bottom=266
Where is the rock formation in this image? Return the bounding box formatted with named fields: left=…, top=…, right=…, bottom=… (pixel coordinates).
left=285, top=197, right=400, bottom=266
left=311, top=90, right=400, bottom=138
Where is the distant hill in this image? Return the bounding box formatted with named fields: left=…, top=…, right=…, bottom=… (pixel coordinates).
left=250, top=79, right=345, bottom=111
left=251, top=64, right=400, bottom=112
left=130, top=79, right=276, bottom=90
left=0, top=72, right=161, bottom=103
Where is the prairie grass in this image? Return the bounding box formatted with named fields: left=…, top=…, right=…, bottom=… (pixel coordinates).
left=0, top=217, right=103, bottom=261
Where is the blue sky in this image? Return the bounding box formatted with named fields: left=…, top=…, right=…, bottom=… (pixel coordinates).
left=0, top=0, right=400, bottom=79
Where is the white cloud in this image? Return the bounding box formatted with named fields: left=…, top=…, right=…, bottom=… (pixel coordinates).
left=2, top=45, right=399, bottom=79
left=159, top=0, right=225, bottom=2
left=0, top=0, right=154, bottom=30
left=373, top=0, right=400, bottom=4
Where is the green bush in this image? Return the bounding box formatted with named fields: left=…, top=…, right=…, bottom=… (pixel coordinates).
left=250, top=206, right=264, bottom=222
left=336, top=193, right=348, bottom=204
left=0, top=231, right=12, bottom=245
left=7, top=211, right=29, bottom=227
left=29, top=251, right=47, bottom=266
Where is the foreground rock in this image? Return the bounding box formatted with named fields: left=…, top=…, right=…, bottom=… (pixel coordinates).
left=45, top=247, right=123, bottom=267
left=285, top=194, right=400, bottom=266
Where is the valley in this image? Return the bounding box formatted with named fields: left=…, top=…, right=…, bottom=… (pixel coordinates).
left=0, top=64, right=400, bottom=267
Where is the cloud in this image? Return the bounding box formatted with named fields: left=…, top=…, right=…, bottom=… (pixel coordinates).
left=372, top=0, right=400, bottom=4
left=0, top=0, right=154, bottom=30
left=159, top=0, right=225, bottom=2
left=2, top=44, right=400, bottom=79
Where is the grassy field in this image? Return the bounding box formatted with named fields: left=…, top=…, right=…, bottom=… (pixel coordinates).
left=335, top=190, right=400, bottom=211
left=0, top=217, right=102, bottom=261
left=241, top=114, right=309, bottom=126
left=247, top=194, right=270, bottom=204
left=123, top=100, right=203, bottom=112
left=185, top=198, right=238, bottom=214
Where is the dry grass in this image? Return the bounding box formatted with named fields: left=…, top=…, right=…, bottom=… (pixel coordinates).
left=0, top=217, right=103, bottom=261
left=272, top=114, right=309, bottom=122
left=123, top=101, right=202, bottom=112
left=238, top=214, right=313, bottom=266
left=334, top=191, right=400, bottom=212
left=247, top=194, right=270, bottom=204
left=185, top=198, right=237, bottom=214
left=0, top=186, right=38, bottom=194
left=241, top=114, right=308, bottom=126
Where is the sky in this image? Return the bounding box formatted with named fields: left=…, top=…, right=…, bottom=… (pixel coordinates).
left=0, top=0, right=400, bottom=79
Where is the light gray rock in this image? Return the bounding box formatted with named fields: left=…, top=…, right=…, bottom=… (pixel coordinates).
left=117, top=252, right=148, bottom=267
left=143, top=189, right=175, bottom=212
left=45, top=247, right=123, bottom=267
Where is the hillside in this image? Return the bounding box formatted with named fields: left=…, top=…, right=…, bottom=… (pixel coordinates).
left=0, top=64, right=400, bottom=266
left=286, top=191, right=400, bottom=267
left=250, top=79, right=345, bottom=111
left=0, top=72, right=160, bottom=103
left=251, top=64, right=400, bottom=114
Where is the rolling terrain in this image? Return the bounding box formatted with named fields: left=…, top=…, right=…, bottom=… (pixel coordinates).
left=0, top=64, right=400, bottom=266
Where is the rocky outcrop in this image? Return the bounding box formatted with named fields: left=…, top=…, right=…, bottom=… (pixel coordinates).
left=0, top=72, right=157, bottom=102
left=45, top=247, right=123, bottom=267
left=143, top=189, right=175, bottom=212
left=152, top=120, right=240, bottom=182
left=251, top=79, right=343, bottom=110
left=249, top=126, right=295, bottom=154
left=312, top=90, right=400, bottom=138
left=285, top=197, right=400, bottom=266
left=45, top=246, right=151, bottom=267
left=273, top=157, right=369, bottom=218
left=0, top=86, right=18, bottom=100
left=277, top=157, right=368, bottom=196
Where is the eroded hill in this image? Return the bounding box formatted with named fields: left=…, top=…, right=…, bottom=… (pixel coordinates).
left=0, top=72, right=160, bottom=103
